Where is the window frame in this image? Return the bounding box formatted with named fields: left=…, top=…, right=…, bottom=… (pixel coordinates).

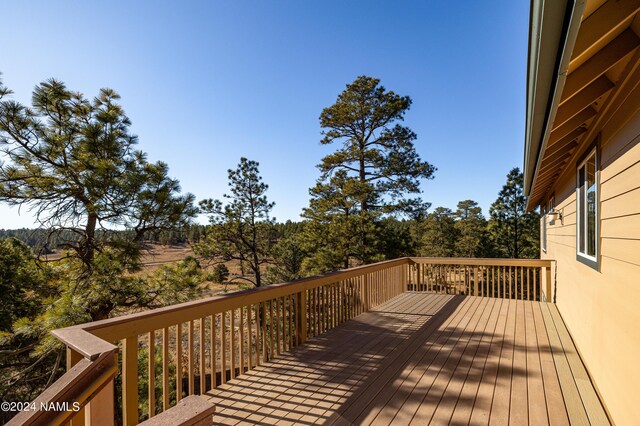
left=541, top=204, right=547, bottom=253
left=576, top=146, right=599, bottom=270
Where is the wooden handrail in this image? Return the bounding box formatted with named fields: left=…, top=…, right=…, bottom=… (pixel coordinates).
left=7, top=348, right=117, bottom=426
left=15, top=256, right=555, bottom=425
left=73, top=257, right=409, bottom=342
left=407, top=257, right=555, bottom=301
left=409, top=257, right=553, bottom=267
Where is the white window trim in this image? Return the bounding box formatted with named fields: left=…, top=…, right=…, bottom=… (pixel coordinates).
left=576, top=147, right=598, bottom=266
left=541, top=204, right=547, bottom=253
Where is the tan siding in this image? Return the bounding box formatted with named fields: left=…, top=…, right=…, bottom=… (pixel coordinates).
left=600, top=186, right=640, bottom=218
left=600, top=159, right=640, bottom=201
left=601, top=238, right=640, bottom=266
left=600, top=214, right=640, bottom=239
left=541, top=87, right=640, bottom=426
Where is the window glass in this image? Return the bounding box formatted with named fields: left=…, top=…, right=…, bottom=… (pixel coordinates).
left=578, top=166, right=585, bottom=254
left=577, top=150, right=597, bottom=263
left=586, top=157, right=596, bottom=256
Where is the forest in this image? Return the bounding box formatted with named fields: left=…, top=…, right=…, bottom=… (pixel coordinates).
left=0, top=74, right=538, bottom=421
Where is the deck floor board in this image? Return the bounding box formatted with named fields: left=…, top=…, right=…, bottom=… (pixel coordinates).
left=205, top=293, right=609, bottom=425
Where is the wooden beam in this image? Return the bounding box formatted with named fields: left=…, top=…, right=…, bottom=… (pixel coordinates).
left=539, top=153, right=572, bottom=175
left=548, top=107, right=596, bottom=144
left=543, top=143, right=578, bottom=166
left=572, top=0, right=640, bottom=63
left=547, top=126, right=586, bottom=150
left=551, top=47, right=640, bottom=193
left=546, top=139, right=579, bottom=160
left=553, top=76, right=614, bottom=128
left=561, top=28, right=640, bottom=104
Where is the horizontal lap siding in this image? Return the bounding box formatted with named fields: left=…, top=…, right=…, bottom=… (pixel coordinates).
left=541, top=93, right=640, bottom=426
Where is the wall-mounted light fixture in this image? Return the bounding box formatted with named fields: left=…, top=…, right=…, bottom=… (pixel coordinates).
left=548, top=208, right=562, bottom=225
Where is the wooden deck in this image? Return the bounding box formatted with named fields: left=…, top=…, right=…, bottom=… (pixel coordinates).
left=205, top=293, right=609, bottom=425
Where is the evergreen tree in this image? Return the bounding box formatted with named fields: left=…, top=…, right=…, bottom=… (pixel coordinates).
left=488, top=168, right=540, bottom=258
left=301, top=170, right=375, bottom=272
left=420, top=207, right=458, bottom=257
left=454, top=200, right=488, bottom=257
left=266, top=233, right=307, bottom=283
left=195, top=158, right=274, bottom=287
left=304, top=76, right=435, bottom=268
left=0, top=77, right=202, bottom=413
left=0, top=78, right=197, bottom=273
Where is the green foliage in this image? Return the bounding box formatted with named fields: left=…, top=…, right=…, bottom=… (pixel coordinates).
left=454, top=200, right=489, bottom=257
left=301, top=170, right=375, bottom=272
left=196, top=158, right=274, bottom=287
left=0, top=238, right=62, bottom=419
left=488, top=168, right=540, bottom=258
left=318, top=75, right=435, bottom=216
left=267, top=233, right=307, bottom=283
left=208, top=263, right=230, bottom=284
left=0, top=238, right=52, bottom=332
left=302, top=76, right=435, bottom=269
left=0, top=78, right=197, bottom=270
left=0, top=77, right=201, bottom=419
left=420, top=207, right=458, bottom=257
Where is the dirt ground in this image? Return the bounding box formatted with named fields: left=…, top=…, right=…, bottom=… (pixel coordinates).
left=40, top=243, right=258, bottom=296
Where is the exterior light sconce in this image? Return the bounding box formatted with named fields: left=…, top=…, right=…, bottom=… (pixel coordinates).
left=548, top=208, right=562, bottom=225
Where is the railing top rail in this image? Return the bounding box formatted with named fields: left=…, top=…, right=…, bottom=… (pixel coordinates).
left=7, top=349, right=117, bottom=426
left=58, top=257, right=410, bottom=343
left=409, top=257, right=554, bottom=267
left=51, top=256, right=556, bottom=345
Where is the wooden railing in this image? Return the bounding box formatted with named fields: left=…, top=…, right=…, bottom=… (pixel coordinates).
left=408, top=258, right=555, bottom=302
left=10, top=256, right=554, bottom=426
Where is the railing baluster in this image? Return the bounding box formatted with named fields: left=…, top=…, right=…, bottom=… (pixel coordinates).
left=220, top=313, right=226, bottom=384
left=148, top=331, right=155, bottom=418
left=276, top=297, right=282, bottom=355
left=176, top=323, right=183, bottom=400
left=210, top=315, right=217, bottom=389
left=162, top=327, right=169, bottom=410
left=188, top=321, right=194, bottom=395
left=229, top=309, right=237, bottom=380
left=199, top=318, right=205, bottom=392
left=123, top=336, right=138, bottom=426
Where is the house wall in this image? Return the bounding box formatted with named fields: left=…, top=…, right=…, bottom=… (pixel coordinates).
left=541, top=86, right=640, bottom=426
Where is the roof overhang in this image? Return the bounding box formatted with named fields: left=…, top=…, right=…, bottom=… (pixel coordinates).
left=524, top=0, right=586, bottom=210
left=524, top=0, right=640, bottom=211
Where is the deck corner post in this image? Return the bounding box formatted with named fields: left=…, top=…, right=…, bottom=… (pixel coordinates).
left=85, top=375, right=115, bottom=426
left=66, top=348, right=86, bottom=426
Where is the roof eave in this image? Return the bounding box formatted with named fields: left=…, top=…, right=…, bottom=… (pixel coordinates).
left=523, top=0, right=586, bottom=211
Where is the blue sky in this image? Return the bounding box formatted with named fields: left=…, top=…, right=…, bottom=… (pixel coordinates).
left=1, top=1, right=529, bottom=228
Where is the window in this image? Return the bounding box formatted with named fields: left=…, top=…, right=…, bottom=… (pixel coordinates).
left=577, top=148, right=598, bottom=268
left=541, top=205, right=547, bottom=253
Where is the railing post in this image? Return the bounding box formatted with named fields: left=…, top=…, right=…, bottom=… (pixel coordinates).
left=122, top=336, right=139, bottom=426
left=85, top=376, right=115, bottom=425
left=546, top=264, right=553, bottom=303
left=403, top=263, right=409, bottom=293
left=296, top=290, right=307, bottom=344
left=66, top=348, right=86, bottom=426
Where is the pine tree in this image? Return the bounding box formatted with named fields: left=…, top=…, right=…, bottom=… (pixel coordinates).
left=488, top=168, right=540, bottom=258
left=420, top=207, right=458, bottom=257
left=0, top=77, right=198, bottom=320
left=195, top=158, right=274, bottom=287
left=304, top=76, right=435, bottom=268
left=454, top=200, right=488, bottom=257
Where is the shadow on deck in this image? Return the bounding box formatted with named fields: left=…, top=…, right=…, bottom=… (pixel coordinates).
left=205, top=293, right=609, bottom=425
